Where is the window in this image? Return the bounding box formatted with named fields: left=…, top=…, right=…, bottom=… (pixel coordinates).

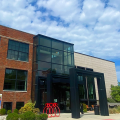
left=52, top=49, right=63, bottom=64
left=78, top=75, right=83, bottom=81
left=52, top=40, right=63, bottom=50
left=40, top=37, right=51, bottom=47
left=4, top=69, right=27, bottom=91
left=3, top=102, right=12, bottom=111
left=16, top=102, right=24, bottom=110
left=52, top=64, right=63, bottom=73
left=37, top=46, right=51, bottom=62
left=64, top=43, right=73, bottom=52
left=7, top=40, right=29, bottom=62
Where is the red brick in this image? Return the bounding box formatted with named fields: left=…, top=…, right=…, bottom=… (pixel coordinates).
left=0, top=25, right=35, bottom=111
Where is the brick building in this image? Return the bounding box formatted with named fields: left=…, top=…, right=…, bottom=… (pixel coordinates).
left=0, top=25, right=118, bottom=112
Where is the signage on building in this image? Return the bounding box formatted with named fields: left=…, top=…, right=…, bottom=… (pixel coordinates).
left=0, top=94, right=2, bottom=109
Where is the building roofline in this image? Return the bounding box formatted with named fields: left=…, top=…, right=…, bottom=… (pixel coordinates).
left=34, top=34, right=74, bottom=45
left=74, top=52, right=115, bottom=63
left=0, top=24, right=35, bottom=36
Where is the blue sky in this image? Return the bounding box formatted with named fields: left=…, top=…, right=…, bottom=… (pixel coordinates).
left=0, top=0, right=120, bottom=82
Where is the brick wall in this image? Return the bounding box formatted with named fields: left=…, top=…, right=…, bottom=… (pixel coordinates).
left=0, top=25, right=35, bottom=111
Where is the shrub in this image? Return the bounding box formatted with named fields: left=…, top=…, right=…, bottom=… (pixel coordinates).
left=19, top=111, right=35, bottom=120
left=33, top=108, right=40, bottom=114
left=109, top=108, right=119, bottom=114
left=7, top=110, right=12, bottom=114
left=13, top=109, right=18, bottom=114
left=82, top=103, right=87, bottom=112
left=19, top=100, right=36, bottom=114
left=107, top=98, right=116, bottom=103
left=36, top=113, right=48, bottom=120
left=117, top=106, right=120, bottom=112
left=0, top=108, right=6, bottom=115
left=6, top=113, right=19, bottom=120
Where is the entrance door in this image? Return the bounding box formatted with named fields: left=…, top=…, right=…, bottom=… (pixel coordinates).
left=53, top=83, right=70, bottom=112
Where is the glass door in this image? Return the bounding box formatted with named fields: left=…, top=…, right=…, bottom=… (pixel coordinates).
left=53, top=83, right=70, bottom=112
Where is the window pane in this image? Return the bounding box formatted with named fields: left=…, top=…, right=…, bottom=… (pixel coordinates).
left=68, top=52, right=74, bottom=66
left=40, top=37, right=51, bottom=47
left=37, top=61, right=51, bottom=71
left=17, top=70, right=27, bottom=80
left=7, top=50, right=18, bottom=60
left=79, top=85, right=85, bottom=99
left=4, top=80, right=16, bottom=90
left=5, top=69, right=16, bottom=79
left=52, top=64, right=63, bottom=74
left=52, top=49, right=63, bottom=64
left=64, top=52, right=67, bottom=65
left=8, top=40, right=29, bottom=62
left=37, top=70, right=51, bottom=77
left=68, top=52, right=71, bottom=65
left=18, top=52, right=28, bottom=61
left=78, top=75, right=83, bottom=81
left=37, top=46, right=51, bottom=62
left=52, top=40, right=63, bottom=50
left=64, top=43, right=73, bottom=52
left=87, top=76, right=94, bottom=99
left=16, top=102, right=24, bottom=110
left=16, top=80, right=26, bottom=91
left=64, top=66, right=68, bottom=74
left=3, top=102, right=12, bottom=111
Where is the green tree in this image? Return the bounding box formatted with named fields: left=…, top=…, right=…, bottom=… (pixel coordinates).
left=111, top=83, right=120, bottom=102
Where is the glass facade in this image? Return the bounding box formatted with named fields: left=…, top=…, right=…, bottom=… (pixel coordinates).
left=4, top=69, right=27, bottom=91
left=87, top=76, right=95, bottom=99
left=33, top=35, right=74, bottom=77
left=32, top=34, right=96, bottom=111
left=7, top=40, right=29, bottom=62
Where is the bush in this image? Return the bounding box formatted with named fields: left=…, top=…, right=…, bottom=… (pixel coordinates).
left=109, top=108, right=119, bottom=114
left=36, top=113, right=48, bottom=120
left=82, top=103, right=87, bottom=112
left=6, top=113, right=19, bottom=120
left=19, top=111, right=35, bottom=120
left=33, top=108, right=40, bottom=114
left=107, top=98, right=116, bottom=103
left=13, top=109, right=18, bottom=114
left=19, top=100, right=36, bottom=114
left=7, top=110, right=12, bottom=114
left=0, top=108, right=6, bottom=115
left=117, top=106, right=120, bottom=112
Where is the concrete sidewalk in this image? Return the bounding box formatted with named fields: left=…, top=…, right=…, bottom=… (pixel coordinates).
left=48, top=113, right=120, bottom=120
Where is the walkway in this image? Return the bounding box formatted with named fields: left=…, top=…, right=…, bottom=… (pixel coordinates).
left=48, top=112, right=120, bottom=120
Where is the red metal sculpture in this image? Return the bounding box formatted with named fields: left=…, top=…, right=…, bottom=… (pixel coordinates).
left=43, top=103, right=60, bottom=118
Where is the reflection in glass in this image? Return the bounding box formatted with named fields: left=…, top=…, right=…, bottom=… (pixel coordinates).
left=78, top=76, right=83, bottom=81
left=64, top=43, right=73, bottom=52
left=38, top=61, right=51, bottom=71
left=37, top=46, right=51, bottom=62
left=52, top=64, right=63, bottom=73
left=52, top=49, right=63, bottom=64
left=79, top=85, right=85, bottom=99
left=87, top=76, right=94, bottom=99
left=40, top=37, right=51, bottom=47
left=64, top=52, right=67, bottom=65
left=52, top=40, right=63, bottom=50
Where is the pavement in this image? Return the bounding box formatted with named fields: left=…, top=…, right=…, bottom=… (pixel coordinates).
left=48, top=112, right=120, bottom=120
left=0, top=112, right=120, bottom=120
